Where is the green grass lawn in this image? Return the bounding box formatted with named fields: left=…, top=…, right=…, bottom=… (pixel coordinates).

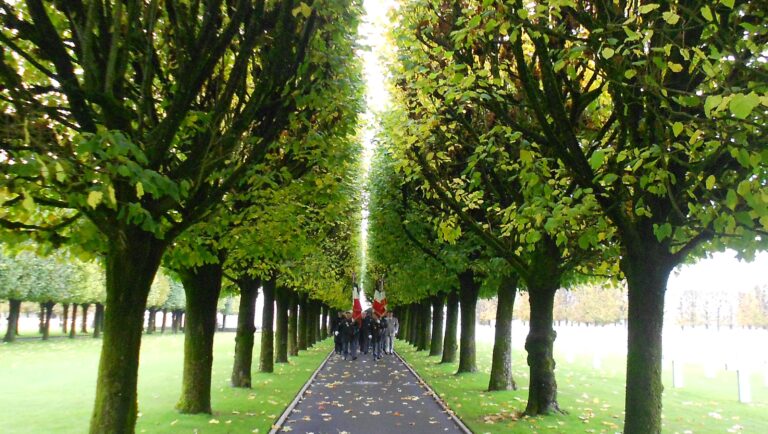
left=398, top=341, right=768, bottom=434
left=0, top=333, right=331, bottom=433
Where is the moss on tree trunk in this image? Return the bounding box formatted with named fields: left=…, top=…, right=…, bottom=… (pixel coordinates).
left=231, top=276, right=259, bottom=388
left=176, top=262, right=223, bottom=414
left=458, top=270, right=479, bottom=374
left=259, top=277, right=276, bottom=373
left=89, top=230, right=166, bottom=434
left=274, top=287, right=289, bottom=364
left=524, top=284, right=560, bottom=415
left=4, top=299, right=21, bottom=343
left=489, top=277, right=517, bottom=391
left=288, top=291, right=299, bottom=356
left=622, top=243, right=673, bottom=434
left=430, top=295, right=444, bottom=356
left=441, top=290, right=459, bottom=364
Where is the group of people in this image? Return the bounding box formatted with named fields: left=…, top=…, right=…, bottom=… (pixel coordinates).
left=332, top=310, right=399, bottom=361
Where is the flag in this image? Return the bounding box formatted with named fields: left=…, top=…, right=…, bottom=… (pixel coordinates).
left=373, top=289, right=383, bottom=316
left=352, top=284, right=362, bottom=320
left=373, top=280, right=387, bottom=316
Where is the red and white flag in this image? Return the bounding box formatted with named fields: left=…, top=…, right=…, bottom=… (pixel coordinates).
left=373, top=280, right=387, bottom=316
left=352, top=284, right=362, bottom=320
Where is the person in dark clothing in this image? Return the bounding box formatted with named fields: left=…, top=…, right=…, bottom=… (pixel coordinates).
left=332, top=311, right=344, bottom=355
left=379, top=314, right=389, bottom=355
left=359, top=311, right=372, bottom=355
left=340, top=311, right=358, bottom=360
left=370, top=313, right=384, bottom=360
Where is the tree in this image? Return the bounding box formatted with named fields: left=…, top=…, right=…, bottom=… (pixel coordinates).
left=1, top=2, right=364, bottom=431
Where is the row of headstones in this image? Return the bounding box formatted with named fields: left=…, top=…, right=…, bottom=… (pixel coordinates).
left=564, top=352, right=766, bottom=403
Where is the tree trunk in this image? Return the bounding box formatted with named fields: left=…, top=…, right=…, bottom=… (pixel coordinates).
left=441, top=290, right=459, bottom=364
left=146, top=308, right=156, bottom=334
left=622, top=247, right=674, bottom=434
left=3, top=299, right=21, bottom=343
left=430, top=295, right=445, bottom=356
left=171, top=310, right=180, bottom=333
left=81, top=303, right=90, bottom=333
left=489, top=278, right=518, bottom=391
left=93, top=303, right=104, bottom=338
left=313, top=302, right=321, bottom=345
left=38, top=303, right=44, bottom=334
left=161, top=309, right=168, bottom=334
left=69, top=303, right=78, bottom=339
left=89, top=230, right=166, bottom=434
left=275, top=287, right=289, bottom=364
left=458, top=270, right=479, bottom=374
left=42, top=302, right=54, bottom=340
left=259, top=277, right=276, bottom=373
left=524, top=284, right=560, bottom=415
left=408, top=304, right=418, bottom=345
left=297, top=293, right=308, bottom=351
left=288, top=291, right=299, bottom=356
left=176, top=262, right=223, bottom=414
left=62, top=303, right=69, bottom=334
left=320, top=306, right=328, bottom=340
left=417, top=299, right=432, bottom=351
left=231, top=276, right=259, bottom=388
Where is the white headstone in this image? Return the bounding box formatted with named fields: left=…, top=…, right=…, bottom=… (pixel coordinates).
left=672, top=360, right=684, bottom=388
left=738, top=369, right=752, bottom=403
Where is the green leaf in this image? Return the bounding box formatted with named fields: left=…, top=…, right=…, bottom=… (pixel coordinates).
left=291, top=2, right=312, bottom=18
left=624, top=69, right=637, bottom=79
left=87, top=191, right=103, bottom=209
left=667, top=62, right=683, bottom=73
left=729, top=93, right=760, bottom=119
left=519, top=149, right=533, bottom=164
left=704, top=95, right=722, bottom=117
left=726, top=189, right=738, bottom=210
left=662, top=11, right=680, bottom=25
left=721, top=0, right=735, bottom=8
left=639, top=4, right=660, bottom=14
left=136, top=182, right=145, bottom=199
left=54, top=162, right=67, bottom=182
left=107, top=185, right=117, bottom=206
left=653, top=223, right=672, bottom=241
left=672, top=122, right=684, bottom=137
left=601, top=47, right=615, bottom=59
left=589, top=150, right=606, bottom=170
left=22, top=193, right=35, bottom=211
left=705, top=175, right=716, bottom=190
left=701, top=6, right=713, bottom=21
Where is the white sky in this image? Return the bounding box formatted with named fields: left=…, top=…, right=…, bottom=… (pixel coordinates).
left=354, top=1, right=767, bottom=302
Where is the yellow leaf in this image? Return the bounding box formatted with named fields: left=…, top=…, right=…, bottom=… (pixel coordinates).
left=136, top=182, right=144, bottom=199
left=667, top=62, right=683, bottom=73
left=87, top=191, right=103, bottom=209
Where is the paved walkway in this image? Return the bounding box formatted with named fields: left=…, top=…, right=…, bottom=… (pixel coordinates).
left=274, top=350, right=467, bottom=434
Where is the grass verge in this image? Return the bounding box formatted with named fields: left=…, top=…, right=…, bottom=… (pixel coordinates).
left=0, top=333, right=331, bottom=433
left=397, top=340, right=767, bottom=433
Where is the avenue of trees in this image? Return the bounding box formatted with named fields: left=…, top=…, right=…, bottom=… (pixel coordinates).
left=1, top=1, right=364, bottom=433
left=367, top=1, right=767, bottom=434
